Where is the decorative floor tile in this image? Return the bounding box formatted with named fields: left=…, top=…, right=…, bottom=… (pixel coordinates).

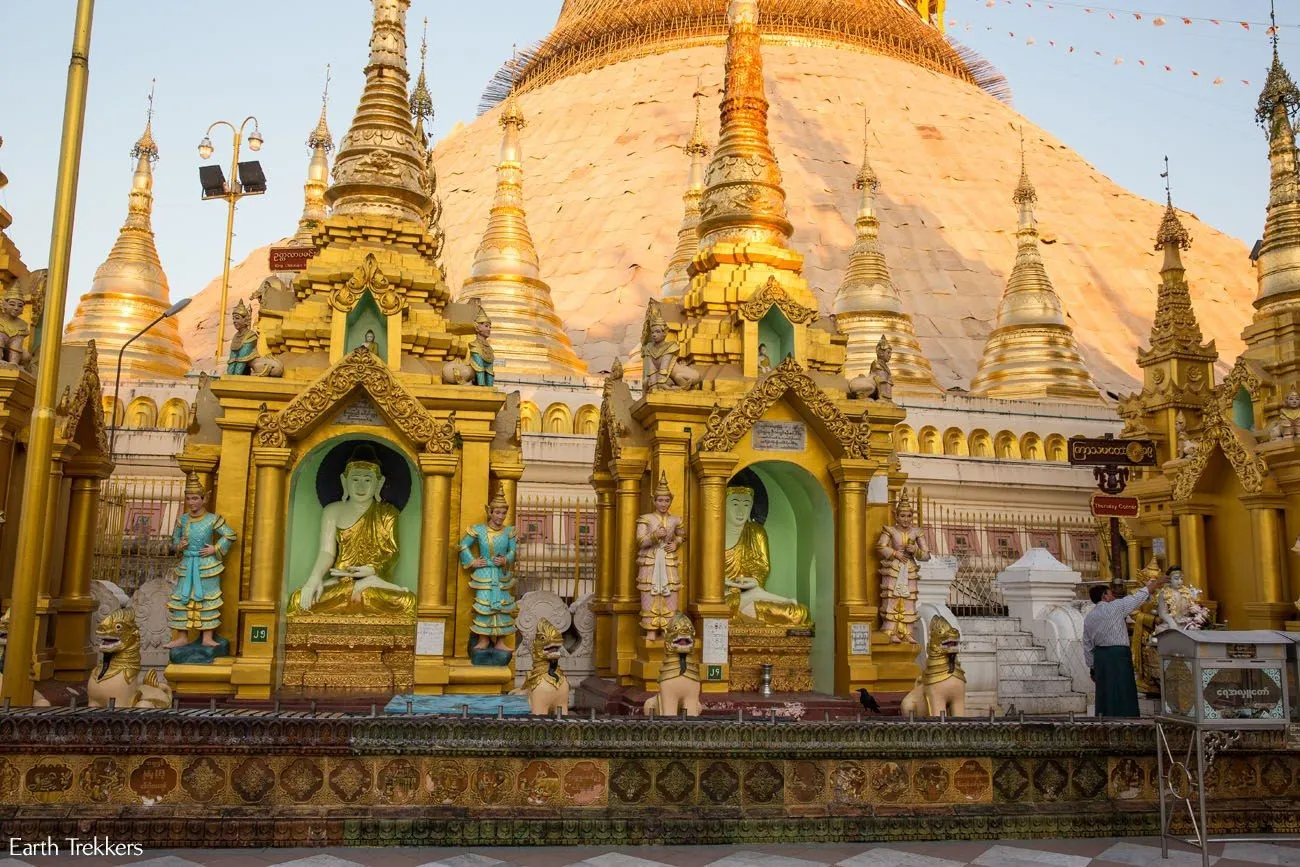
left=705, top=854, right=829, bottom=867
left=836, top=850, right=966, bottom=867
left=1092, top=843, right=1219, bottom=866
left=0, top=860, right=34, bottom=867
left=131, top=859, right=210, bottom=867
left=422, top=857, right=509, bottom=867
left=1219, top=842, right=1300, bottom=866
left=972, top=846, right=1091, bottom=867
left=271, top=857, right=368, bottom=867
left=579, top=855, right=673, bottom=867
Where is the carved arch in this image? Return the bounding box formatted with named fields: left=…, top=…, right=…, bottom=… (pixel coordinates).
left=520, top=401, right=542, bottom=434
left=126, top=397, right=158, bottom=430
left=1172, top=408, right=1270, bottom=501
left=159, top=398, right=190, bottom=431
left=918, top=426, right=940, bottom=455
left=543, top=402, right=573, bottom=435
left=893, top=424, right=917, bottom=453
left=737, top=276, right=818, bottom=324
left=254, top=346, right=453, bottom=453
left=942, top=427, right=968, bottom=456
left=59, top=340, right=110, bottom=458
left=697, top=357, right=871, bottom=458
left=574, top=404, right=599, bottom=436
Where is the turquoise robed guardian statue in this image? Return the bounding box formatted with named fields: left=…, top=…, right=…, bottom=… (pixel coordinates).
left=458, top=486, right=518, bottom=661
left=164, top=474, right=236, bottom=649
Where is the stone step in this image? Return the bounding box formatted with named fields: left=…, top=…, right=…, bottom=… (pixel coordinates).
left=995, top=660, right=1064, bottom=678
left=999, top=692, right=1089, bottom=715
left=958, top=617, right=1027, bottom=635
left=999, top=675, right=1079, bottom=696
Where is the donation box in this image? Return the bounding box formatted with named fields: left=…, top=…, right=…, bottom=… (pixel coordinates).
left=1155, top=630, right=1289, bottom=729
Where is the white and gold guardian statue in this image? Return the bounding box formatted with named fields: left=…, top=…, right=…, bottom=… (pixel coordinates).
left=877, top=489, right=929, bottom=643
left=636, top=471, right=686, bottom=639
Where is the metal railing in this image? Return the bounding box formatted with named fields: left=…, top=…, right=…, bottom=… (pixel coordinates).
left=514, top=495, right=598, bottom=603
left=94, top=476, right=184, bottom=595
left=922, top=499, right=1102, bottom=616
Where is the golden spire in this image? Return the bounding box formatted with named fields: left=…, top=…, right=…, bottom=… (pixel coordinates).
left=833, top=113, right=940, bottom=394
left=64, top=82, right=192, bottom=381
left=294, top=65, right=334, bottom=245
left=410, top=17, right=434, bottom=144
left=969, top=136, right=1099, bottom=401
left=325, top=0, right=432, bottom=224
left=1252, top=18, right=1300, bottom=312
left=662, top=83, right=711, bottom=296
left=1141, top=159, right=1215, bottom=365
left=696, top=0, right=793, bottom=250
left=459, top=90, right=587, bottom=377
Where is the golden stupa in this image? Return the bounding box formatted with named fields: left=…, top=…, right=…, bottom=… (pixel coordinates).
left=833, top=117, right=940, bottom=395
left=969, top=147, right=1101, bottom=402
left=64, top=96, right=192, bottom=381
left=458, top=92, right=587, bottom=378
left=175, top=0, right=1257, bottom=394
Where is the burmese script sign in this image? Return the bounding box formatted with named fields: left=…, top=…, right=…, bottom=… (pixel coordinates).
left=268, top=245, right=317, bottom=272
left=702, top=618, right=729, bottom=665
left=335, top=396, right=385, bottom=427
left=1201, top=667, right=1286, bottom=721
left=752, top=421, right=806, bottom=452
left=850, top=623, right=871, bottom=656
left=1068, top=437, right=1157, bottom=467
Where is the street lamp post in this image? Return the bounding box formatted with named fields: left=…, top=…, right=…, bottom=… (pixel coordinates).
left=109, top=297, right=192, bottom=459
left=197, top=117, right=265, bottom=372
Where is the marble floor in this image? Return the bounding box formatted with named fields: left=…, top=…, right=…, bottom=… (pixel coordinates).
left=3, top=838, right=1300, bottom=867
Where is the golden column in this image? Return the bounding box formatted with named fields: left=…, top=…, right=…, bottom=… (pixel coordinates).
left=830, top=459, right=875, bottom=693
left=1163, top=518, right=1181, bottom=569
left=32, top=449, right=70, bottom=681
left=1174, top=504, right=1209, bottom=594
left=611, top=454, right=648, bottom=682
left=1243, top=494, right=1291, bottom=628
left=228, top=446, right=291, bottom=700
left=52, top=462, right=111, bottom=680
left=3, top=0, right=95, bottom=706
left=591, top=470, right=617, bottom=678
left=414, top=451, right=456, bottom=694
left=690, top=451, right=738, bottom=693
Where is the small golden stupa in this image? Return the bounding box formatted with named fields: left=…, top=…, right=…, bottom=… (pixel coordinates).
left=63, top=92, right=192, bottom=381
left=969, top=144, right=1100, bottom=402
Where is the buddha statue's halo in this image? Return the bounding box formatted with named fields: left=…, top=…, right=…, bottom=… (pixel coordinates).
left=314, top=439, right=413, bottom=511
left=344, top=443, right=383, bottom=478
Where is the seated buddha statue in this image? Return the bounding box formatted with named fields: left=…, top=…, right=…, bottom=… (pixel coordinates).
left=288, top=444, right=416, bottom=618
left=723, top=485, right=811, bottom=627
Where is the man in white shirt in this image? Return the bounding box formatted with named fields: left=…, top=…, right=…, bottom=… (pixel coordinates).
left=1083, top=573, right=1166, bottom=717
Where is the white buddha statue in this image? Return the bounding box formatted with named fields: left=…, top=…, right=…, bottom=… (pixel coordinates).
left=723, top=484, right=811, bottom=627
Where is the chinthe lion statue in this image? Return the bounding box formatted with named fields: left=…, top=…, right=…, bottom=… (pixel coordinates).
left=88, top=608, right=172, bottom=709
left=642, top=613, right=701, bottom=717
left=900, top=615, right=966, bottom=717
left=519, top=618, right=569, bottom=715
left=0, top=609, right=50, bottom=706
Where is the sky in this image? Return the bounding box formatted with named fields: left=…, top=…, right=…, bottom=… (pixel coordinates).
left=0, top=0, right=1292, bottom=321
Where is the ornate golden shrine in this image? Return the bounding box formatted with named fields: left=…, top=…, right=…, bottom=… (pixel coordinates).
left=169, top=0, right=523, bottom=700
left=1120, top=52, right=1300, bottom=632
left=590, top=0, right=916, bottom=700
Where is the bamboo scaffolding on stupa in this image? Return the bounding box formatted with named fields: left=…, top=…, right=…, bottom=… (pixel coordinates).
left=479, top=0, right=1009, bottom=112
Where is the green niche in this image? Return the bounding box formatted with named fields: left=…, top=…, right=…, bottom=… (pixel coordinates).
left=1232, top=387, right=1253, bottom=430
left=749, top=460, right=835, bottom=694
left=758, top=307, right=794, bottom=367
left=283, top=435, right=422, bottom=611
left=345, top=291, right=387, bottom=361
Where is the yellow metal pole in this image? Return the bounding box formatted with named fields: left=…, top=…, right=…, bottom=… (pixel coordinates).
left=212, top=132, right=242, bottom=372
left=2, top=0, right=95, bottom=706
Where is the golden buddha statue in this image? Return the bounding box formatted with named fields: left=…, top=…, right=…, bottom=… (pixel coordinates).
left=723, top=484, right=811, bottom=627
left=288, top=444, right=416, bottom=618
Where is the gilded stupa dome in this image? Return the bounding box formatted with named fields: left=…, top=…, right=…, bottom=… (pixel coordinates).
left=177, top=0, right=1256, bottom=393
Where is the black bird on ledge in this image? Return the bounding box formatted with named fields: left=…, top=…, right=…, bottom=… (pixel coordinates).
left=857, top=688, right=881, bottom=714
